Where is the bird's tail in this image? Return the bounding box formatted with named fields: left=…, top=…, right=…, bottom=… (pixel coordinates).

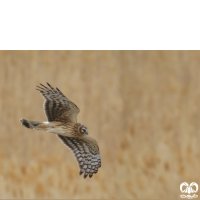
left=20, top=119, right=42, bottom=129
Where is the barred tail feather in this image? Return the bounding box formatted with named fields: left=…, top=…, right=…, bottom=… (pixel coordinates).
left=20, top=119, right=41, bottom=129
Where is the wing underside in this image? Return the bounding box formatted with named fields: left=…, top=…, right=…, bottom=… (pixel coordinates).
left=57, top=135, right=101, bottom=179
left=36, top=83, right=80, bottom=122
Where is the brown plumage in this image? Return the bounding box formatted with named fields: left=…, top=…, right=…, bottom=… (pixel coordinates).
left=20, top=83, right=101, bottom=179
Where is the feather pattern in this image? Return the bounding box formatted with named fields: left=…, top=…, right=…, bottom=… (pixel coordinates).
left=36, top=83, right=80, bottom=122
left=57, top=135, right=101, bottom=179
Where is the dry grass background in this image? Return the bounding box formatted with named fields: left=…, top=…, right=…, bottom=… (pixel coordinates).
left=0, top=50, right=200, bottom=199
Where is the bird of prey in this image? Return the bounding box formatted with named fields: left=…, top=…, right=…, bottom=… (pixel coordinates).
left=20, top=83, right=101, bottom=179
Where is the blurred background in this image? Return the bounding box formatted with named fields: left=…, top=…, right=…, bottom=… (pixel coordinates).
left=0, top=51, right=200, bottom=199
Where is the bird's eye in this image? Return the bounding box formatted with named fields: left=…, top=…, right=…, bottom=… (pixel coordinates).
left=79, top=127, right=88, bottom=135
left=81, top=129, right=85, bottom=133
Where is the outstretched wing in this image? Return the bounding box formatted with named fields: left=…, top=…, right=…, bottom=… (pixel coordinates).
left=57, top=134, right=101, bottom=179
left=36, top=83, right=80, bottom=122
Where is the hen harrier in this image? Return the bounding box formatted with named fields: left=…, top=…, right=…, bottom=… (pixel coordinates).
left=20, top=83, right=101, bottom=179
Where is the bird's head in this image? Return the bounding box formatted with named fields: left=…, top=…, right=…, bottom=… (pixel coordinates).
left=77, top=123, right=88, bottom=135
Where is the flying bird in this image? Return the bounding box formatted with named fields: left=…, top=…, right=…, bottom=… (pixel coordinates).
left=20, top=83, right=101, bottom=179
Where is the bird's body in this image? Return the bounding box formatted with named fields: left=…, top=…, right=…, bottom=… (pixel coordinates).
left=20, top=83, right=101, bottom=179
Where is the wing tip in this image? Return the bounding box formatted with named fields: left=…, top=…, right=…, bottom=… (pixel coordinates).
left=89, top=174, right=93, bottom=178
left=79, top=170, right=84, bottom=176
left=84, top=173, right=88, bottom=179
